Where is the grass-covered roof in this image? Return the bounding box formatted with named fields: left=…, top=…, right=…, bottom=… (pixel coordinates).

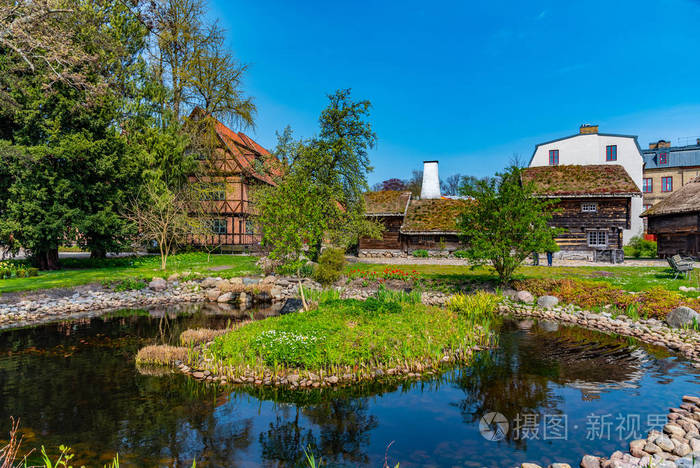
left=364, top=191, right=412, bottom=215
left=521, top=164, right=641, bottom=197
left=643, top=177, right=700, bottom=217
left=401, top=198, right=472, bottom=234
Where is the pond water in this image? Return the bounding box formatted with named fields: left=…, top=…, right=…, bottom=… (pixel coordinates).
left=1, top=304, right=699, bottom=467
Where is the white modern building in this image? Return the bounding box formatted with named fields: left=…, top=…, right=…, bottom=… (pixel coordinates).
left=529, top=125, right=644, bottom=243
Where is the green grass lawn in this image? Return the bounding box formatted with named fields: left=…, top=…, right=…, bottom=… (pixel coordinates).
left=204, top=290, right=497, bottom=376
left=348, top=263, right=700, bottom=294
left=0, top=253, right=260, bottom=294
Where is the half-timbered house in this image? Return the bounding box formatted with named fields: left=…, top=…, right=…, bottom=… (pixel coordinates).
left=642, top=177, right=700, bottom=258
left=189, top=114, right=282, bottom=250
left=522, top=164, right=642, bottom=262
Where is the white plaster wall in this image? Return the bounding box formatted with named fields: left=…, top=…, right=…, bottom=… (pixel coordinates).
left=529, top=134, right=644, bottom=244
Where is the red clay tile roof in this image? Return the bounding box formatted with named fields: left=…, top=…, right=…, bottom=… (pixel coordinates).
left=521, top=164, right=641, bottom=197
left=401, top=198, right=472, bottom=234
left=364, top=191, right=412, bottom=215
left=212, top=119, right=283, bottom=186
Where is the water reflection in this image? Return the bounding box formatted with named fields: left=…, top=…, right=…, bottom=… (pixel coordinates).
left=0, top=308, right=699, bottom=467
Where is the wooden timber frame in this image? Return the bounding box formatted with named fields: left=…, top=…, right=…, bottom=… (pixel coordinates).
left=187, top=110, right=281, bottom=250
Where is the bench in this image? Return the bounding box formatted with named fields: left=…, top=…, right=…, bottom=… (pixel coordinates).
left=667, top=254, right=694, bottom=280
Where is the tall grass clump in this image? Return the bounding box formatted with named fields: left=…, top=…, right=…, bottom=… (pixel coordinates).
left=135, top=345, right=188, bottom=366
left=447, top=291, right=502, bottom=321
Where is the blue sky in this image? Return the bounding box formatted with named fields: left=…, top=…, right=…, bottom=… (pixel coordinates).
left=209, top=0, right=700, bottom=185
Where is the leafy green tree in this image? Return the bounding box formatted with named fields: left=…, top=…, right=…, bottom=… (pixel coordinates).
left=457, top=166, right=560, bottom=284
left=0, top=0, right=152, bottom=266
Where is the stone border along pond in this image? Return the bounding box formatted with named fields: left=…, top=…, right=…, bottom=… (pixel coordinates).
left=0, top=274, right=317, bottom=329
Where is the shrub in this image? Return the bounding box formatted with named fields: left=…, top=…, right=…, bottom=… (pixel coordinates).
left=15, top=268, right=26, bottom=278
left=412, top=249, right=429, bottom=258
left=624, top=235, right=657, bottom=258
left=313, top=248, right=346, bottom=285
left=26, top=267, right=39, bottom=277
left=453, top=250, right=469, bottom=258
left=0, top=268, right=10, bottom=279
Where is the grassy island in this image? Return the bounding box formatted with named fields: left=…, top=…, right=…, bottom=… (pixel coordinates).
left=186, top=290, right=501, bottom=387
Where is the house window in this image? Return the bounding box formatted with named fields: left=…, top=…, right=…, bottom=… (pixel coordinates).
left=642, top=178, right=653, bottom=193
left=661, top=176, right=673, bottom=192
left=587, top=230, right=608, bottom=247
left=210, top=182, right=226, bottom=201
left=549, top=149, right=559, bottom=166
left=581, top=203, right=597, bottom=213
left=210, top=218, right=227, bottom=235
left=606, top=145, right=617, bottom=161
left=245, top=219, right=255, bottom=235
left=659, top=152, right=669, bottom=165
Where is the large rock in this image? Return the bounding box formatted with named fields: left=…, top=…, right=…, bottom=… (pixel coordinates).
left=666, top=306, right=700, bottom=328
left=516, top=291, right=534, bottom=303
left=217, top=292, right=233, bottom=303
left=580, top=455, right=601, bottom=468
left=200, top=277, right=219, bottom=288
left=206, top=289, right=221, bottom=302
left=280, top=298, right=303, bottom=315
left=537, top=295, right=559, bottom=309
left=149, top=277, right=167, bottom=291
left=655, top=434, right=674, bottom=452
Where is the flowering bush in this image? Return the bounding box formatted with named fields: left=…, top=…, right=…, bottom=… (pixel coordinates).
left=346, top=267, right=421, bottom=283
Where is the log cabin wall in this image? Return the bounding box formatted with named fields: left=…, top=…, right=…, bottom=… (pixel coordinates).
left=403, top=234, right=462, bottom=251
left=548, top=197, right=630, bottom=252
left=647, top=212, right=700, bottom=257
left=359, top=216, right=403, bottom=250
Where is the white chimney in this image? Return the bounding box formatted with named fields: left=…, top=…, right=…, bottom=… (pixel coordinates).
left=421, top=160, right=441, bottom=199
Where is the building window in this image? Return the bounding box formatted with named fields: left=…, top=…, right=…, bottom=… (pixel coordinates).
left=642, top=178, right=653, bottom=193
left=549, top=149, right=559, bottom=166
left=659, top=152, right=669, bottom=165
left=245, top=219, right=255, bottom=235
left=606, top=145, right=617, bottom=161
left=661, top=176, right=673, bottom=192
left=587, top=230, right=608, bottom=247
left=643, top=204, right=652, bottom=211
left=199, top=182, right=226, bottom=201
left=581, top=202, right=597, bottom=213
left=210, top=218, right=227, bottom=235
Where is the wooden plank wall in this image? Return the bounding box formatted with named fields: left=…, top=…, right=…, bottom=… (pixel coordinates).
left=648, top=213, right=700, bottom=257
left=549, top=198, right=629, bottom=251
left=359, top=216, right=404, bottom=249
left=403, top=234, right=461, bottom=251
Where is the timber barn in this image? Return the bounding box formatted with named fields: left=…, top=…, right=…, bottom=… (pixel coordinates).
left=521, top=164, right=642, bottom=262
left=188, top=113, right=282, bottom=250
left=359, top=161, right=470, bottom=257
left=643, top=177, right=700, bottom=258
